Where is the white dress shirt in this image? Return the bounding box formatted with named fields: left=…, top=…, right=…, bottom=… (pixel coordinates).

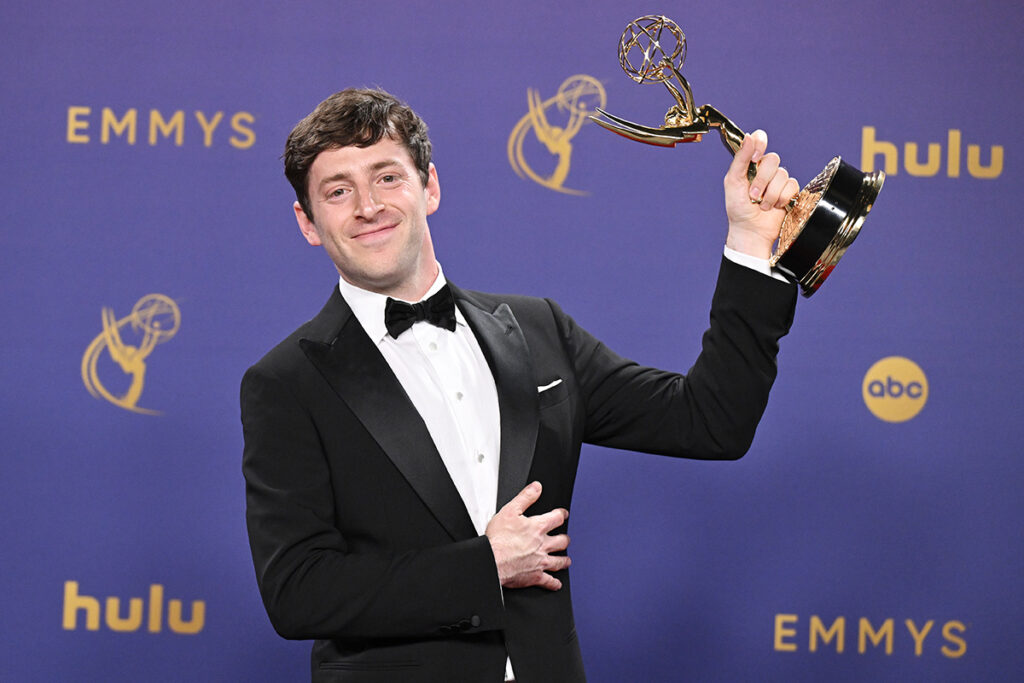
left=337, top=266, right=502, bottom=536
left=339, top=266, right=514, bottom=679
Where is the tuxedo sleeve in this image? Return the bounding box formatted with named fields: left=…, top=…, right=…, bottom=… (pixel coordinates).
left=240, top=364, right=506, bottom=641
left=558, top=257, right=797, bottom=459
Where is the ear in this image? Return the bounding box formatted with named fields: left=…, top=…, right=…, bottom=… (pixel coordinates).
left=294, top=201, right=322, bottom=246
left=424, top=163, right=440, bottom=216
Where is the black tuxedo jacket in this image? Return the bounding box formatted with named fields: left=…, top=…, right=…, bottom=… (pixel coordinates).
left=241, top=258, right=796, bottom=682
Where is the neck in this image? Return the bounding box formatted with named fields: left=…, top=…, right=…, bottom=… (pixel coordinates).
left=339, top=260, right=440, bottom=302
left=392, top=261, right=439, bottom=302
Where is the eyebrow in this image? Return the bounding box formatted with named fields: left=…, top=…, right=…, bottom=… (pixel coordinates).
left=317, top=159, right=405, bottom=189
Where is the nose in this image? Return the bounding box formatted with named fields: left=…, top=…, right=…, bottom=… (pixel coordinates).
left=353, top=185, right=384, bottom=219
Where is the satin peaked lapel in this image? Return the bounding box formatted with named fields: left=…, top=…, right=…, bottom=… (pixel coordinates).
left=455, top=289, right=540, bottom=510
left=298, top=291, right=477, bottom=542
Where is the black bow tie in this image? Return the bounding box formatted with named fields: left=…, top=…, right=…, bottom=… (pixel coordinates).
left=384, top=284, right=457, bottom=338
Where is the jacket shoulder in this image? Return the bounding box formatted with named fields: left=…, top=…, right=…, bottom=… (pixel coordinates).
left=244, top=286, right=348, bottom=379
left=453, top=286, right=564, bottom=322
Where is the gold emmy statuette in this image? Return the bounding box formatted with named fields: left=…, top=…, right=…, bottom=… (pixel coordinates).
left=591, top=15, right=884, bottom=296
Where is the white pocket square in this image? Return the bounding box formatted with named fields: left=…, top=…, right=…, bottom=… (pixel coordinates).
left=537, top=379, right=563, bottom=393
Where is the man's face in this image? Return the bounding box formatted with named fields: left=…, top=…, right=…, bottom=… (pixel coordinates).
left=295, top=137, right=440, bottom=300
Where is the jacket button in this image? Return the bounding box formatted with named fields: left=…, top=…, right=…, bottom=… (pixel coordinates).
left=470, top=615, right=481, bottom=628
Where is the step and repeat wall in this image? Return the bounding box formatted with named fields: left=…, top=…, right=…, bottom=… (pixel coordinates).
left=2, top=1, right=1020, bottom=681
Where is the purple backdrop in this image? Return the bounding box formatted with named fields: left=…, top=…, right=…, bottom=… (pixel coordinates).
left=2, top=1, right=1020, bottom=680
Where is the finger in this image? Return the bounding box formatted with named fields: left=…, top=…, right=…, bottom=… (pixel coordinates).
left=504, top=481, right=542, bottom=516
left=542, top=533, right=570, bottom=553
left=759, top=164, right=790, bottom=210
left=535, top=572, right=563, bottom=591
left=780, top=176, right=800, bottom=207
left=749, top=152, right=780, bottom=203
left=543, top=554, right=572, bottom=572
left=533, top=507, right=569, bottom=533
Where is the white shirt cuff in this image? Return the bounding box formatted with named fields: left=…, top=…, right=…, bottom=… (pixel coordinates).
left=723, top=245, right=790, bottom=283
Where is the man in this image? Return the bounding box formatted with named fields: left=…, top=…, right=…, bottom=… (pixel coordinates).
left=242, top=88, right=799, bottom=682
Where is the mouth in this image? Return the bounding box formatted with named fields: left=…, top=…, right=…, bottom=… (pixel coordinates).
left=353, top=223, right=397, bottom=242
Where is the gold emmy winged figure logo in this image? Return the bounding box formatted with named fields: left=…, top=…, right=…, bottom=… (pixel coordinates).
left=81, top=294, right=181, bottom=415
left=508, top=75, right=607, bottom=195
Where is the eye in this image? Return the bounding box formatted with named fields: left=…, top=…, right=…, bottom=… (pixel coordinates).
left=327, top=187, right=349, bottom=200
left=380, top=174, right=398, bottom=183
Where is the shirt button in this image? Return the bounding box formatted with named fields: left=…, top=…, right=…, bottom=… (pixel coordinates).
left=428, top=342, right=438, bottom=351
left=455, top=391, right=463, bottom=401
left=477, top=453, right=485, bottom=463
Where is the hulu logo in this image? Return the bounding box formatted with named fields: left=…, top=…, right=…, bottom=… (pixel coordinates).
left=62, top=581, right=205, bottom=634
left=861, top=127, right=1003, bottom=178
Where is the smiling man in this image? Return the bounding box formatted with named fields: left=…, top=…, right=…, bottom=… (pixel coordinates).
left=294, top=137, right=441, bottom=301
left=241, top=88, right=799, bottom=682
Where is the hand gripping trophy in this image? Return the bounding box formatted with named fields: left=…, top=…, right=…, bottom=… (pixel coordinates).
left=591, top=15, right=885, bottom=296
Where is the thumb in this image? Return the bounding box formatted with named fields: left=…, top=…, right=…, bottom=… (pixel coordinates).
left=725, top=133, right=754, bottom=186
left=725, top=130, right=767, bottom=186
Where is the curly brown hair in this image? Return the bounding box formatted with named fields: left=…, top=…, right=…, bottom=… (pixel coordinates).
left=284, top=88, right=432, bottom=220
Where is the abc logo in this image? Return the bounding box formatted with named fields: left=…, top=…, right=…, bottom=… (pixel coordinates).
left=862, top=357, right=928, bottom=423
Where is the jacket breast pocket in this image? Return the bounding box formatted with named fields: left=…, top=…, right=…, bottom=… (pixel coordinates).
left=537, top=379, right=569, bottom=409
